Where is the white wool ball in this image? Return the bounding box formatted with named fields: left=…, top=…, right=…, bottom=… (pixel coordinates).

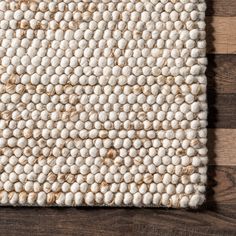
left=114, top=193, right=123, bottom=206
left=200, top=174, right=207, bottom=184
left=152, top=192, right=161, bottom=206
left=179, top=196, right=189, bottom=208
left=176, top=184, right=184, bottom=194
left=133, top=192, right=142, bottom=206
left=192, top=157, right=201, bottom=167
left=189, top=194, right=204, bottom=208
left=36, top=192, right=46, bottom=206
left=118, top=38, right=127, bottom=50
left=163, top=173, right=172, bottom=185
left=138, top=183, right=147, bottom=195
left=64, top=193, right=73, bottom=206
left=85, top=192, right=94, bottom=205
left=191, top=102, right=201, bottom=113
left=104, top=191, right=113, bottom=205
left=190, top=173, right=200, bottom=184
left=0, top=191, right=8, bottom=204
left=123, top=193, right=133, bottom=205
left=185, top=184, right=194, bottom=195
left=3, top=180, right=13, bottom=192
left=143, top=192, right=152, bottom=205
left=190, top=65, right=202, bottom=75
left=161, top=193, right=169, bottom=206
left=75, top=192, right=83, bottom=205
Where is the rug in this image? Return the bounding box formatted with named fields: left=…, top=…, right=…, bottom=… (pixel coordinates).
left=0, top=0, right=207, bottom=207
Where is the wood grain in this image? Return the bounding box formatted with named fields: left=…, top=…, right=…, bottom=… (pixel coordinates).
left=207, top=166, right=236, bottom=204
left=0, top=207, right=234, bottom=236
left=1, top=207, right=233, bottom=236
left=208, top=129, right=236, bottom=165
left=206, top=54, right=236, bottom=128
left=208, top=94, right=236, bottom=128
left=206, top=17, right=236, bottom=54
left=206, top=0, right=236, bottom=16
left=207, top=54, right=236, bottom=94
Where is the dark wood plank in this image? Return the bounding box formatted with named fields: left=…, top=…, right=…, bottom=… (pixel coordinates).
left=0, top=205, right=235, bottom=236
left=207, top=54, right=236, bottom=94
left=208, top=93, right=236, bottom=128
left=0, top=166, right=235, bottom=236
left=207, top=55, right=236, bottom=128
left=207, top=55, right=236, bottom=129
left=206, top=0, right=236, bottom=16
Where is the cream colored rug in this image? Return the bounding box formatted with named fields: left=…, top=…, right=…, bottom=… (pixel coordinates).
left=0, top=0, right=207, bottom=207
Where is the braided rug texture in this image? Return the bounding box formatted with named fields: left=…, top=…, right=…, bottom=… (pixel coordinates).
left=0, top=0, right=207, bottom=207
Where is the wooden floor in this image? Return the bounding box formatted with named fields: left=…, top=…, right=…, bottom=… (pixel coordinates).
left=0, top=1, right=236, bottom=235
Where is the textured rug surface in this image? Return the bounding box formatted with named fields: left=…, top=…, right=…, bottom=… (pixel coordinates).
left=0, top=0, right=207, bottom=207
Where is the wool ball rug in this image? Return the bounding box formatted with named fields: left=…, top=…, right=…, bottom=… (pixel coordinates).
left=0, top=0, right=207, bottom=207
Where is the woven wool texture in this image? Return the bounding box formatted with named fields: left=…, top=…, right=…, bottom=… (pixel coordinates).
left=0, top=0, right=207, bottom=208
